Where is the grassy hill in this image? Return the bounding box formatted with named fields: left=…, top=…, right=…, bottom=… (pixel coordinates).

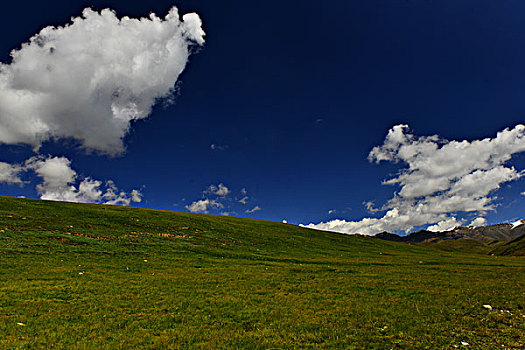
left=490, top=233, right=525, bottom=257
left=416, top=238, right=501, bottom=255
left=0, top=196, right=523, bottom=349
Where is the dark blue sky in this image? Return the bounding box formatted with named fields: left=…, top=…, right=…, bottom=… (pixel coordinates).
left=0, top=0, right=524, bottom=232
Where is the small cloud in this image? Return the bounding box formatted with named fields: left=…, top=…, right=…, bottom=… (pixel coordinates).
left=131, top=189, right=142, bottom=203
left=206, top=183, right=230, bottom=196
left=210, top=144, right=229, bottom=151
left=239, top=196, right=249, bottom=205
left=245, top=206, right=261, bottom=214
left=0, top=162, right=25, bottom=185
left=241, top=188, right=247, bottom=195
left=469, top=217, right=487, bottom=227
left=185, top=198, right=223, bottom=213
left=427, top=217, right=461, bottom=232
left=363, top=201, right=379, bottom=214
left=522, top=191, right=525, bottom=196
left=328, top=209, right=336, bottom=215
left=315, top=118, right=324, bottom=123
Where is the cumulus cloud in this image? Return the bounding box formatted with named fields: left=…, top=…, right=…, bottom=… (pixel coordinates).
left=303, top=124, right=525, bottom=235
left=469, top=217, right=487, bottom=227
left=185, top=198, right=223, bottom=213
left=206, top=183, right=230, bottom=196
left=0, top=156, right=141, bottom=204
left=0, top=162, right=25, bottom=185
left=131, top=189, right=142, bottom=203
left=0, top=7, right=204, bottom=155
left=427, top=217, right=461, bottom=232
left=245, top=206, right=261, bottom=214
left=328, top=209, right=336, bottom=215
left=23, top=156, right=142, bottom=205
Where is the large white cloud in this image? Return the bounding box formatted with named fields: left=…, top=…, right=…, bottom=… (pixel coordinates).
left=303, top=124, right=525, bottom=235
left=0, top=7, right=204, bottom=155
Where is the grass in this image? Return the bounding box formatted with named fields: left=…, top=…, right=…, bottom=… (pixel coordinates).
left=416, top=238, right=503, bottom=255
left=0, top=196, right=523, bottom=349
left=491, top=234, right=525, bottom=257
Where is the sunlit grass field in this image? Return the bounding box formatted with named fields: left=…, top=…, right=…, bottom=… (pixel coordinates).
left=0, top=196, right=523, bottom=349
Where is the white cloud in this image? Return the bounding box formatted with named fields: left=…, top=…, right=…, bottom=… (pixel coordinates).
left=363, top=201, right=379, bottom=214
left=185, top=198, right=222, bottom=213
left=131, top=189, right=142, bottom=203
left=245, top=206, right=261, bottom=214
left=206, top=183, right=230, bottom=196
left=187, top=185, right=259, bottom=214
left=427, top=217, right=460, bottom=232
left=102, top=180, right=137, bottom=205
left=0, top=7, right=204, bottom=155
left=522, top=191, right=525, bottom=196
left=304, top=124, right=525, bottom=235
left=22, top=156, right=140, bottom=205
left=469, top=217, right=487, bottom=227
left=0, top=162, right=25, bottom=184
left=328, top=209, right=336, bottom=214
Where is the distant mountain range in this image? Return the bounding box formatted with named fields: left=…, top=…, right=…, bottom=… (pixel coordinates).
left=373, top=219, right=525, bottom=256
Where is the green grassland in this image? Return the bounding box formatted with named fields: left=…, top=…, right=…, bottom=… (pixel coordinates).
left=416, top=238, right=503, bottom=255
left=491, top=234, right=525, bottom=257
left=0, top=196, right=523, bottom=349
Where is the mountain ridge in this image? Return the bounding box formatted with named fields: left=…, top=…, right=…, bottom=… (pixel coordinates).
left=373, top=220, right=525, bottom=255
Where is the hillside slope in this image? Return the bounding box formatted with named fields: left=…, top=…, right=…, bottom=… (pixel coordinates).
left=0, top=196, right=523, bottom=349
left=490, top=233, right=525, bottom=256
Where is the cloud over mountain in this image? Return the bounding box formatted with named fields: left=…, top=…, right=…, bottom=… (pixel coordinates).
left=304, top=124, right=525, bottom=235
left=0, top=7, right=204, bottom=155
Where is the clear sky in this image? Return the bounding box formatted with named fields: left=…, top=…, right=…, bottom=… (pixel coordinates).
left=0, top=0, right=523, bottom=235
